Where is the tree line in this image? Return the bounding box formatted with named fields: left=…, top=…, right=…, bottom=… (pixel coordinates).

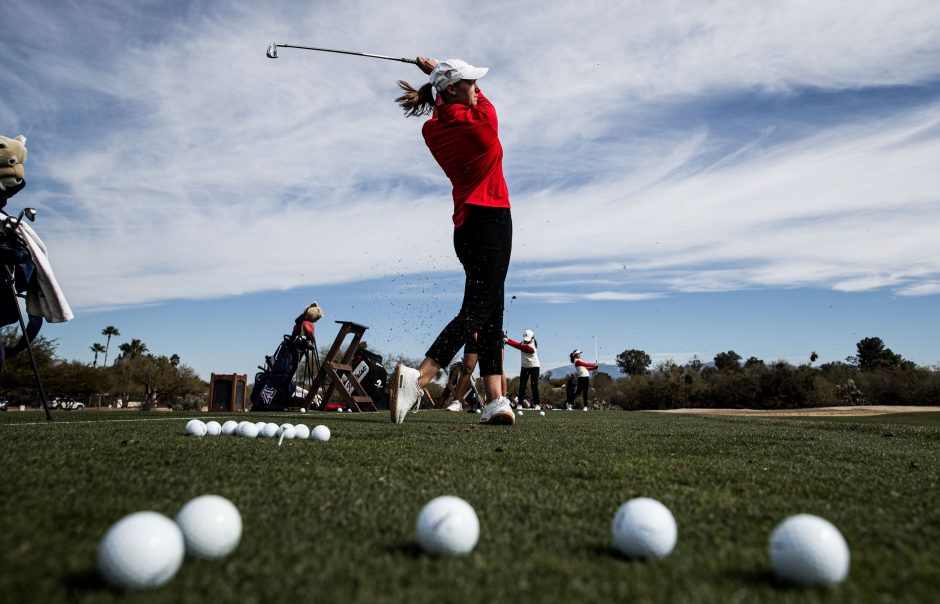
left=596, top=337, right=938, bottom=409
left=0, top=325, right=206, bottom=409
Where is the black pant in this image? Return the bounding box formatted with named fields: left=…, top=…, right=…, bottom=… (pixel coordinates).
left=567, top=376, right=590, bottom=406
left=426, top=206, right=512, bottom=377
left=518, top=366, right=540, bottom=405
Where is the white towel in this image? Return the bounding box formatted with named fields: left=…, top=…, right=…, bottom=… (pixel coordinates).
left=12, top=220, right=74, bottom=323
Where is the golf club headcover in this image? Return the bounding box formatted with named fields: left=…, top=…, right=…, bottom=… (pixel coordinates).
left=0, top=135, right=27, bottom=196
left=292, top=301, right=323, bottom=340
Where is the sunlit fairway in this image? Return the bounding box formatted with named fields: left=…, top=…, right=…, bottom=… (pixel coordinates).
left=2, top=409, right=938, bottom=602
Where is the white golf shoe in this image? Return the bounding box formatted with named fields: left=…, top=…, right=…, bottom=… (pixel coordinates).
left=389, top=364, right=421, bottom=424
left=479, top=397, right=515, bottom=426
left=446, top=401, right=462, bottom=412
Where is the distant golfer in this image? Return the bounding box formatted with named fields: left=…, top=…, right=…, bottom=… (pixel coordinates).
left=504, top=329, right=540, bottom=407
left=567, top=349, right=598, bottom=410
left=389, top=57, right=513, bottom=426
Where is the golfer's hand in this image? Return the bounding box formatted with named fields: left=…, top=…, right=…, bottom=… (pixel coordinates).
left=417, top=56, right=437, bottom=75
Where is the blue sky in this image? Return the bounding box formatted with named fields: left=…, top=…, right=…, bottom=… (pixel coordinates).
left=3, top=0, right=939, bottom=380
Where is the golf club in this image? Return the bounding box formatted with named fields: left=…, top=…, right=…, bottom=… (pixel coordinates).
left=3, top=207, right=36, bottom=231
left=505, top=295, right=517, bottom=334
left=266, top=42, right=418, bottom=64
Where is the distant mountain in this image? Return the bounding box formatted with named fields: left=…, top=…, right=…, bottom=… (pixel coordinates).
left=540, top=363, right=621, bottom=380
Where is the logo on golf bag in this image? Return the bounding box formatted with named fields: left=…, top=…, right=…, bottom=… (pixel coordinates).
left=259, top=384, right=277, bottom=406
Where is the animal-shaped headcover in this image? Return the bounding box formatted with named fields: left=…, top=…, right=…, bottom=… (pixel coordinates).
left=292, top=300, right=323, bottom=340
left=0, top=135, right=27, bottom=201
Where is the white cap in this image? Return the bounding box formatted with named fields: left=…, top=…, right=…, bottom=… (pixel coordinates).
left=522, top=330, right=534, bottom=342
left=430, top=59, right=489, bottom=92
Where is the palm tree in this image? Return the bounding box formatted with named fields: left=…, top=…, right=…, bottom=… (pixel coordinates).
left=90, top=343, right=107, bottom=367
left=118, top=338, right=148, bottom=360
left=101, top=325, right=120, bottom=366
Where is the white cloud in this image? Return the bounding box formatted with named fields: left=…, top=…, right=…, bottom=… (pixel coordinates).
left=6, top=0, right=940, bottom=312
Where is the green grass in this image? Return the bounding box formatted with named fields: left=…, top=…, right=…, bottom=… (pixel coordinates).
left=2, top=409, right=938, bottom=603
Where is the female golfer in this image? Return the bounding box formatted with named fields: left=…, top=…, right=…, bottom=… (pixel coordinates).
left=567, top=350, right=598, bottom=410
left=388, top=57, right=514, bottom=426
left=504, top=329, right=540, bottom=407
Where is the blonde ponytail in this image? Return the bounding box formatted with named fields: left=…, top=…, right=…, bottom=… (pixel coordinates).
left=395, top=80, right=435, bottom=117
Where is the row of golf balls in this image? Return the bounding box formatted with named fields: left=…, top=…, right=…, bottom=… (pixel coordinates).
left=421, top=496, right=850, bottom=587
left=98, top=492, right=847, bottom=591
left=185, top=419, right=330, bottom=441
left=98, top=495, right=242, bottom=590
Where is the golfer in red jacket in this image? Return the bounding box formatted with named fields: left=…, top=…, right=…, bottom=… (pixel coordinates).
left=567, top=350, right=598, bottom=410
left=388, top=57, right=513, bottom=426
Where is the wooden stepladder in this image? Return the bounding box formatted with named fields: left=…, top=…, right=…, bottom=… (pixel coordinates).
left=304, top=321, right=377, bottom=412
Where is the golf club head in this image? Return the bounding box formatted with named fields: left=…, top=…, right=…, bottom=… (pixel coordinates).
left=24, top=208, right=37, bottom=221
left=266, top=43, right=278, bottom=59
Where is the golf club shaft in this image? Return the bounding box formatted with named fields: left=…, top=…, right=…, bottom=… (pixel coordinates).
left=269, top=43, right=418, bottom=64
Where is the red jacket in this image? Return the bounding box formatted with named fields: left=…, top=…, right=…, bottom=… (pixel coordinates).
left=422, top=92, right=510, bottom=228
left=504, top=337, right=535, bottom=353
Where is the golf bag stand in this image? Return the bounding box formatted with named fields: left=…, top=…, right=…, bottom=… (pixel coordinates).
left=0, top=215, right=52, bottom=421
left=303, top=320, right=376, bottom=412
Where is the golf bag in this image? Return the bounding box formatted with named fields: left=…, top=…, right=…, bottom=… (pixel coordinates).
left=343, top=347, right=388, bottom=409
left=0, top=217, right=43, bottom=366
left=250, top=333, right=317, bottom=412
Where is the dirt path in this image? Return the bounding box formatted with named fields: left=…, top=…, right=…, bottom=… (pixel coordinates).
left=649, top=405, right=940, bottom=417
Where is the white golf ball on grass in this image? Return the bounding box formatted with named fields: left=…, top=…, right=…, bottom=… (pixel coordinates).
left=539, top=411, right=545, bottom=416
left=769, top=514, right=850, bottom=586
left=221, top=420, right=239, bottom=435
left=612, top=497, right=677, bottom=559
left=278, top=423, right=296, bottom=440
left=416, top=496, right=479, bottom=556
left=311, top=425, right=331, bottom=442
left=97, top=511, right=185, bottom=590
left=237, top=422, right=259, bottom=438
left=175, top=495, right=242, bottom=559
left=260, top=423, right=279, bottom=439
left=254, top=421, right=266, bottom=431
left=184, top=419, right=206, bottom=437
left=205, top=421, right=222, bottom=436
left=294, top=423, right=310, bottom=440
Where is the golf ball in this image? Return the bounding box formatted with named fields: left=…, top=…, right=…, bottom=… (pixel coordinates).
left=221, top=420, right=239, bottom=435
left=237, top=422, right=259, bottom=438
left=260, top=423, right=279, bottom=439
left=278, top=423, right=296, bottom=440
left=337, top=408, right=344, bottom=413
left=254, top=421, right=266, bottom=431
left=416, top=496, right=479, bottom=556
left=769, top=514, right=850, bottom=586
left=205, top=421, right=222, bottom=436
left=299, top=407, right=307, bottom=413
left=311, top=425, right=331, bottom=442
left=185, top=419, right=207, bottom=437
left=612, top=497, right=677, bottom=559
left=97, top=511, right=185, bottom=590
left=539, top=411, right=545, bottom=416
left=294, top=423, right=310, bottom=440
left=518, top=410, right=524, bottom=416
left=175, top=495, right=242, bottom=559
